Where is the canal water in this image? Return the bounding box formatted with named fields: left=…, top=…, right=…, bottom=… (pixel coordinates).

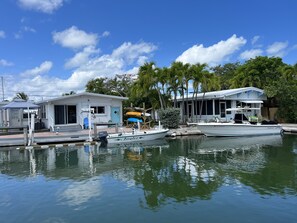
left=0, top=134, right=296, bottom=223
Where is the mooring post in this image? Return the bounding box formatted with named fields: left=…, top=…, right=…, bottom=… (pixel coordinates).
left=93, top=123, right=97, bottom=139
left=23, top=126, right=28, bottom=146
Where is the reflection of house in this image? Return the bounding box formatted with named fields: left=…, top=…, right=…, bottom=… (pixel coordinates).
left=176, top=87, right=268, bottom=122
left=37, top=92, right=128, bottom=132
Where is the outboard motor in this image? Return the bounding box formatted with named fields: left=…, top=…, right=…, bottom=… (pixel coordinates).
left=98, top=131, right=108, bottom=146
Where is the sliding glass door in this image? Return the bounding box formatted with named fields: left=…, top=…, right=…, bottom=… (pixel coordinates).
left=54, top=105, right=77, bottom=124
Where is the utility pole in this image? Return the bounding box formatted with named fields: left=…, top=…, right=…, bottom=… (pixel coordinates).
left=1, top=76, right=4, bottom=101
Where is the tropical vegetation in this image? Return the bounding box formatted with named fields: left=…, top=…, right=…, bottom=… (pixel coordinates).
left=85, top=56, right=296, bottom=123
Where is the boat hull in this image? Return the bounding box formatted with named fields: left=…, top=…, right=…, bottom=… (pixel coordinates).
left=106, top=129, right=169, bottom=144
left=192, top=123, right=282, bottom=137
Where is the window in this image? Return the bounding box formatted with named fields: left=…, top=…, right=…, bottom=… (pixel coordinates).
left=91, top=106, right=105, bottom=114
left=41, top=105, right=46, bottom=119
left=207, top=100, right=213, bottom=115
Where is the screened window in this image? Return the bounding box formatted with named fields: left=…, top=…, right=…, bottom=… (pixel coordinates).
left=206, top=100, right=213, bottom=115
left=91, top=106, right=105, bottom=114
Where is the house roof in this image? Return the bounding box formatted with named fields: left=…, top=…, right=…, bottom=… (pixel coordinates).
left=1, top=99, right=39, bottom=109
left=176, top=87, right=265, bottom=101
left=36, top=92, right=128, bottom=104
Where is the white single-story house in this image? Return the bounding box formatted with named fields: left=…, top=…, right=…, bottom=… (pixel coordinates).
left=37, top=92, right=128, bottom=132
left=176, top=87, right=268, bottom=122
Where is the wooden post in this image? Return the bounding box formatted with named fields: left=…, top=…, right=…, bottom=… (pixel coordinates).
left=115, top=123, right=118, bottom=133
left=93, top=123, right=97, bottom=139
left=23, top=126, right=28, bottom=146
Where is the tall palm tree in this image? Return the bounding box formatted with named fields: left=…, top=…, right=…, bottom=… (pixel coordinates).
left=190, top=63, right=208, bottom=119
left=131, top=62, right=164, bottom=110
left=167, top=63, right=183, bottom=108
left=199, top=71, right=220, bottom=119
left=14, top=92, right=29, bottom=101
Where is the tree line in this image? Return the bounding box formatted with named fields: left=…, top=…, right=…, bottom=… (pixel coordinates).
left=14, top=56, right=297, bottom=123
left=85, top=56, right=296, bottom=123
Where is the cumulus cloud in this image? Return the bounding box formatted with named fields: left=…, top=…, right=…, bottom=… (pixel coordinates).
left=53, top=26, right=98, bottom=49
left=266, top=41, right=288, bottom=57
left=111, top=41, right=157, bottom=65
left=7, top=41, right=157, bottom=100
left=0, top=59, right=13, bottom=67
left=18, top=0, right=64, bottom=14
left=0, top=31, right=5, bottom=38
left=240, top=49, right=263, bottom=60
left=20, top=61, right=53, bottom=77
left=176, top=34, right=247, bottom=65
left=65, top=46, right=100, bottom=69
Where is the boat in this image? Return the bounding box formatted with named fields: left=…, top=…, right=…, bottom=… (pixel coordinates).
left=127, top=117, right=143, bottom=123
left=188, top=107, right=283, bottom=137
left=98, top=124, right=169, bottom=144
left=125, top=111, right=151, bottom=117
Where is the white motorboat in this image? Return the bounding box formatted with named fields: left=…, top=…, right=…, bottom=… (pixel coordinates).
left=188, top=107, right=283, bottom=137
left=98, top=125, right=169, bottom=144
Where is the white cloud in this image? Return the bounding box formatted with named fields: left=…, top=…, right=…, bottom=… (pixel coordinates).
left=20, top=61, right=53, bottom=77
left=65, top=46, right=100, bottom=69
left=53, top=26, right=98, bottom=50
left=14, top=26, right=36, bottom=39
left=7, top=41, right=157, bottom=100
left=102, top=31, right=110, bottom=37
left=176, top=34, right=247, bottom=65
left=18, top=0, right=64, bottom=14
left=251, top=36, right=260, bottom=45
left=266, top=41, right=288, bottom=57
left=240, top=49, right=263, bottom=60
left=111, top=41, right=157, bottom=65
left=0, top=31, right=5, bottom=38
left=0, top=59, right=13, bottom=67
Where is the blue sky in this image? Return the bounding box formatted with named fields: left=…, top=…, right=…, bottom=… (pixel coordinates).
left=0, top=0, right=296, bottom=100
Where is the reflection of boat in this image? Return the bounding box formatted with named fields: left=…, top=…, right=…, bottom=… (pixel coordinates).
left=193, top=134, right=282, bottom=155
left=99, top=126, right=169, bottom=144
left=103, top=138, right=169, bottom=149
left=188, top=107, right=282, bottom=137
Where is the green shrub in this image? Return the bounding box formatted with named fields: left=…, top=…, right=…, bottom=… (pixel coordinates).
left=158, top=108, right=180, bottom=129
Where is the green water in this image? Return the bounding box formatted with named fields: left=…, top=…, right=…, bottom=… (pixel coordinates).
left=0, top=134, right=296, bottom=223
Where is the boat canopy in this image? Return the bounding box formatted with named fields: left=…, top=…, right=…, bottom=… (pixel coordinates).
left=240, top=100, right=263, bottom=104
left=226, top=107, right=261, bottom=112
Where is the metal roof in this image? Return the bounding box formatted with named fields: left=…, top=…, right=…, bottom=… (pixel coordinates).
left=36, top=92, right=128, bottom=104
left=176, top=87, right=265, bottom=101
left=1, top=99, right=39, bottom=109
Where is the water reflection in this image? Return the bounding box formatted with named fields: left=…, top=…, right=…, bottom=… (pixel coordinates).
left=0, top=134, right=296, bottom=209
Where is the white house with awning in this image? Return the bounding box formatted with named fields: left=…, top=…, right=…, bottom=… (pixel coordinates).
left=37, top=92, right=128, bottom=132
left=176, top=87, right=267, bottom=122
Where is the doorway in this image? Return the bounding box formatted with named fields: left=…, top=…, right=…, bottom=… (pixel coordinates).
left=54, top=105, right=77, bottom=125
left=111, top=107, right=120, bottom=124
left=220, top=102, right=226, bottom=118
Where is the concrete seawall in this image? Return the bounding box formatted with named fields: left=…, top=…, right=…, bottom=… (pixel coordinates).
left=0, top=124, right=296, bottom=148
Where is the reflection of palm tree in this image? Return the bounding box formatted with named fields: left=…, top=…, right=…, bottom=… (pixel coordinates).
left=129, top=140, right=224, bottom=208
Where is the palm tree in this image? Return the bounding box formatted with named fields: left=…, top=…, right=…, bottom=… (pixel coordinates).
left=190, top=63, right=207, bottom=119
left=199, top=71, right=220, bottom=119
left=130, top=62, right=165, bottom=110
left=14, top=92, right=29, bottom=101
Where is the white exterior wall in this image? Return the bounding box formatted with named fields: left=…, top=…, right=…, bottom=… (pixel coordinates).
left=180, top=88, right=267, bottom=122
left=42, top=95, right=125, bottom=130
